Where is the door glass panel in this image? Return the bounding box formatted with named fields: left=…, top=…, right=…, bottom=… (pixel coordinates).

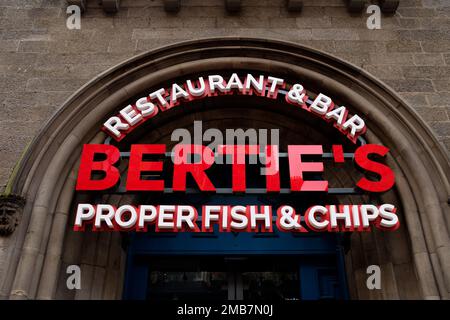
left=148, top=271, right=228, bottom=301
left=242, top=271, right=300, bottom=301
left=145, top=256, right=301, bottom=301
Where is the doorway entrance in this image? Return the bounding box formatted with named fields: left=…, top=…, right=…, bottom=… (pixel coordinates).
left=125, top=248, right=348, bottom=300
left=123, top=186, right=350, bottom=300
left=146, top=256, right=301, bottom=301
left=123, top=195, right=349, bottom=300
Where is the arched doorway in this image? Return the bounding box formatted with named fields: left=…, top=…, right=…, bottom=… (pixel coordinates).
left=2, top=38, right=449, bottom=300
left=117, top=102, right=353, bottom=300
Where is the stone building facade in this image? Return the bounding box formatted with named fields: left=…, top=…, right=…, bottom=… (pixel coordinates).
left=0, top=0, right=449, bottom=300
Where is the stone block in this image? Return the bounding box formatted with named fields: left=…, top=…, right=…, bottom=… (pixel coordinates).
left=300, top=6, right=325, bottom=17
left=107, top=38, right=137, bottom=53
left=419, top=17, right=450, bottom=29
left=364, top=65, right=404, bottom=80
left=269, top=17, right=298, bottom=28
left=402, top=66, right=450, bottom=79
left=399, top=92, right=430, bottom=106
left=336, top=52, right=371, bottom=67
left=385, top=40, right=422, bottom=53
left=26, top=78, right=89, bottom=92
left=136, top=38, right=186, bottom=52
left=357, top=29, right=400, bottom=41
left=397, top=18, right=421, bottom=29
left=0, top=40, right=19, bottom=52
left=0, top=135, right=34, bottom=164
left=90, top=266, right=106, bottom=299
left=413, top=107, right=449, bottom=121
left=438, top=136, right=450, bottom=151
left=384, top=79, right=434, bottom=92
left=0, top=52, right=38, bottom=66
left=18, top=40, right=50, bottom=53
left=330, top=16, right=366, bottom=28
left=335, top=40, right=386, bottom=53
left=312, top=28, right=359, bottom=40
left=427, top=92, right=450, bottom=106
left=95, top=233, right=111, bottom=267
left=401, top=29, right=449, bottom=41
left=75, top=264, right=94, bottom=300
left=370, top=53, right=414, bottom=65
left=379, top=263, right=399, bottom=299
left=433, top=80, right=450, bottom=92
left=298, top=40, right=336, bottom=53
left=397, top=8, right=436, bottom=17
left=430, top=121, right=450, bottom=136
left=0, top=75, right=28, bottom=93
left=413, top=53, right=445, bottom=66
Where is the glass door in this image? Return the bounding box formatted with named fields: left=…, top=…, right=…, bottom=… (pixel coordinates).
left=145, top=256, right=301, bottom=301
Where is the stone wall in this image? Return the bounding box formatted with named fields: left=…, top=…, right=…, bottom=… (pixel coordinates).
left=1, top=0, right=449, bottom=192
left=1, top=2, right=450, bottom=299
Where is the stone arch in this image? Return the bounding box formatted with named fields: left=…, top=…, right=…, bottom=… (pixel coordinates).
left=1, top=38, right=449, bottom=299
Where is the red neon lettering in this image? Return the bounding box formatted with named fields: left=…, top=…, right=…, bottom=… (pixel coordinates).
left=355, top=144, right=395, bottom=192
left=172, top=145, right=216, bottom=191
left=76, top=144, right=120, bottom=190
left=126, top=144, right=165, bottom=191
left=288, top=145, right=328, bottom=192
left=265, top=145, right=280, bottom=192
left=218, top=145, right=259, bottom=192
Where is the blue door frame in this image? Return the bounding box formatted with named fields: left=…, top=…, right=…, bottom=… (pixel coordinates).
left=123, top=229, right=349, bottom=300
left=122, top=195, right=349, bottom=300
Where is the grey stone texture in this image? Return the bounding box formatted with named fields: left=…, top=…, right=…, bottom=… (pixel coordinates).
left=0, top=2, right=449, bottom=300
left=0, top=0, right=449, bottom=205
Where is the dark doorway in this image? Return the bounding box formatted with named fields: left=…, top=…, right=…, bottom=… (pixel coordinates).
left=146, top=256, right=300, bottom=301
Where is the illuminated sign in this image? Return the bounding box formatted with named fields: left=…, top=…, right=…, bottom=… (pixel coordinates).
left=102, top=73, right=366, bottom=143
left=74, top=73, right=399, bottom=234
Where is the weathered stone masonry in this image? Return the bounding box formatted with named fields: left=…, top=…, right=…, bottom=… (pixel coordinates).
left=0, top=0, right=449, bottom=300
